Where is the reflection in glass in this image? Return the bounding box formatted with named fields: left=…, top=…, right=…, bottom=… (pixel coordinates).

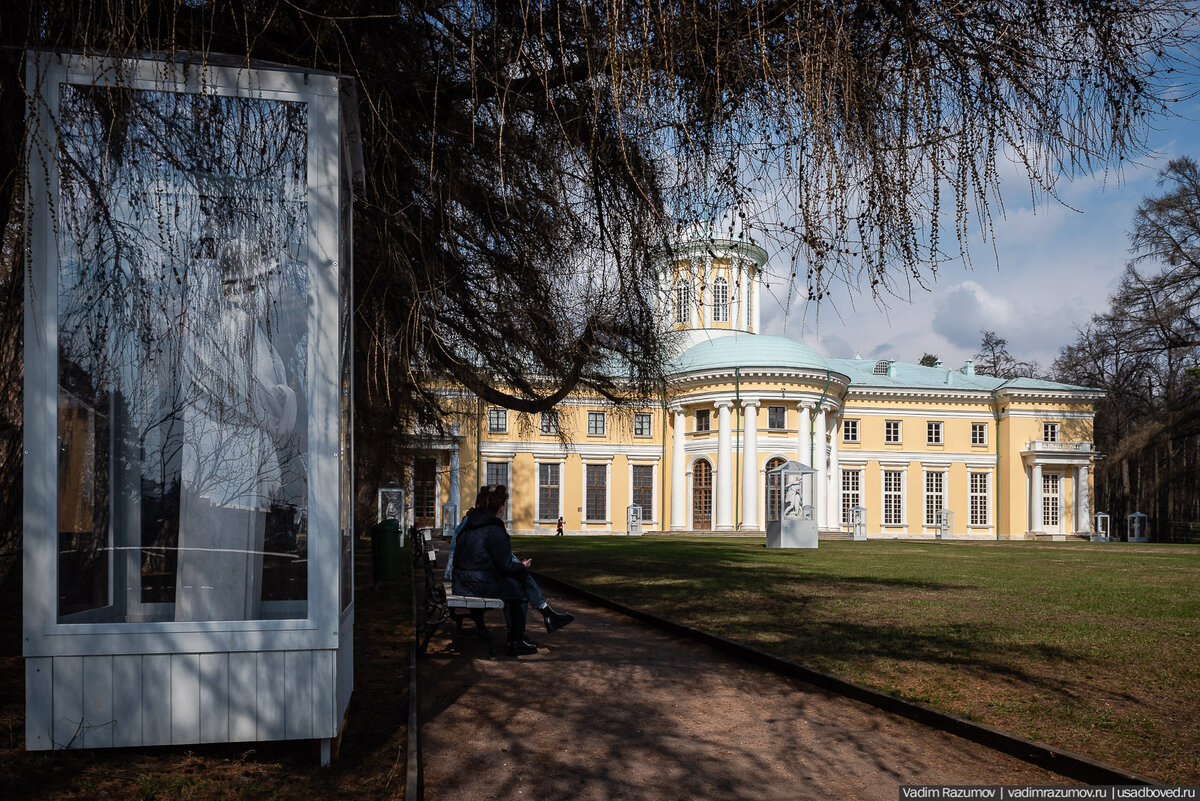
left=55, top=83, right=310, bottom=622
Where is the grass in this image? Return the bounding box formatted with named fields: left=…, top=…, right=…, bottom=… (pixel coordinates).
left=515, top=536, right=1200, bottom=784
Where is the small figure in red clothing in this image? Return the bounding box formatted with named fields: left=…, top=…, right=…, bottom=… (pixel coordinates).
left=555, top=516, right=564, bottom=537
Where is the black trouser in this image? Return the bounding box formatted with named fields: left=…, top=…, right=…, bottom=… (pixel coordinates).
left=500, top=576, right=528, bottom=641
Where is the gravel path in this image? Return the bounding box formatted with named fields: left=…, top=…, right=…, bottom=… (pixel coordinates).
left=417, top=579, right=1075, bottom=800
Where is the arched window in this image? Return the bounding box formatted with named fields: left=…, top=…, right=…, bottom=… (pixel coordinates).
left=692, top=459, right=712, bottom=528
left=765, top=457, right=786, bottom=522
left=674, top=280, right=691, bottom=324
left=873, top=359, right=892, bottom=376
left=712, top=276, right=729, bottom=323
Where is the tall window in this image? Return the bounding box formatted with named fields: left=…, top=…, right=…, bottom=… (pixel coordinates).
left=843, top=419, right=859, bottom=443
left=487, top=407, right=507, bottom=433
left=841, top=469, right=861, bottom=525
left=693, top=459, right=713, bottom=527
left=1043, top=422, right=1060, bottom=442
left=885, top=420, right=901, bottom=444
left=765, top=457, right=786, bottom=521
left=538, top=463, right=560, bottom=521
left=586, top=463, right=607, bottom=521
left=540, top=411, right=559, bottom=435
left=413, top=458, right=437, bottom=524
left=767, top=406, right=786, bottom=430
left=634, top=412, right=653, bottom=437
left=631, top=464, right=654, bottom=520
left=1043, top=473, right=1061, bottom=527
left=971, top=422, right=987, bottom=446
left=746, top=280, right=753, bottom=329
left=927, top=421, right=943, bottom=445
left=712, top=276, right=729, bottom=322
left=674, top=280, right=691, bottom=324
left=695, top=409, right=711, bottom=432
left=969, top=472, right=989, bottom=526
left=883, top=470, right=904, bottom=525
left=924, top=471, right=945, bottom=526
left=587, top=411, right=606, bottom=436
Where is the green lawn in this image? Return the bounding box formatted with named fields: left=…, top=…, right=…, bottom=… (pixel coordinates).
left=515, top=536, right=1200, bottom=784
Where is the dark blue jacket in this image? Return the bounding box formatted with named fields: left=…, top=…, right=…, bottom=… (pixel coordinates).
left=451, top=508, right=526, bottom=599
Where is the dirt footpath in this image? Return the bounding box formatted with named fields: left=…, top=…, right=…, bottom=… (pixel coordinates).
left=417, top=590, right=1075, bottom=800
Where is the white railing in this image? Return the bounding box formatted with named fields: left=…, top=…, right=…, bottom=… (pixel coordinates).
left=1024, top=440, right=1092, bottom=453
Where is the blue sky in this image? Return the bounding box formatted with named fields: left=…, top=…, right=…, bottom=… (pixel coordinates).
left=758, top=99, right=1200, bottom=373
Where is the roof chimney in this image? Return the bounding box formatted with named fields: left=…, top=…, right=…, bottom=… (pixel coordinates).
left=963, top=358, right=975, bottom=376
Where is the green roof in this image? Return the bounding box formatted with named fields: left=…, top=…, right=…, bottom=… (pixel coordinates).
left=671, top=334, right=829, bottom=373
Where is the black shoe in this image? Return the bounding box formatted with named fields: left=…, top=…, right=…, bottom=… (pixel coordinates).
left=507, top=639, right=538, bottom=656
left=542, top=606, right=575, bottom=633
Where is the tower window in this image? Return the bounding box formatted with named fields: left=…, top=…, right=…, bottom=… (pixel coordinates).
left=712, top=277, right=729, bottom=323
left=674, top=280, right=691, bottom=324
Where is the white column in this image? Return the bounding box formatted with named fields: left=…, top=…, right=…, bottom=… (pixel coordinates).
left=813, top=404, right=827, bottom=529
left=671, top=407, right=687, bottom=530
left=449, top=448, right=460, bottom=517
left=828, top=412, right=841, bottom=529
left=1031, top=462, right=1044, bottom=533
left=1076, top=465, right=1090, bottom=533
left=716, top=401, right=734, bottom=530
left=742, top=400, right=760, bottom=530
left=797, top=402, right=812, bottom=465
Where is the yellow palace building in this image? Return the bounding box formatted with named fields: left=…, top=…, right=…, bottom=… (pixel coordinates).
left=407, top=237, right=1101, bottom=540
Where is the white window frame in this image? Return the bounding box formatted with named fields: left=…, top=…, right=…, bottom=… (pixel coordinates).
left=487, top=407, right=507, bottom=434
left=695, top=409, right=711, bottom=432
left=536, top=460, right=562, bottom=522
left=634, top=412, right=653, bottom=438
left=842, top=418, right=859, bottom=443
left=712, top=276, right=729, bottom=323
left=629, top=462, right=656, bottom=525
left=674, top=280, right=691, bottom=324
left=927, top=421, right=943, bottom=445
left=540, top=410, right=559, bottom=435
left=971, top=422, right=988, bottom=446
left=884, top=420, right=901, bottom=444
left=841, top=468, right=862, bottom=526
left=969, top=471, right=990, bottom=527
left=1043, top=422, right=1060, bottom=442
left=587, top=410, right=606, bottom=436
left=924, top=469, right=946, bottom=527
left=485, top=459, right=513, bottom=522
left=882, top=468, right=906, bottom=527
left=582, top=461, right=610, bottom=524
left=767, top=405, right=786, bottom=430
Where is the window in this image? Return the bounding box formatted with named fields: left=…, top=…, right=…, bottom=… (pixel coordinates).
left=487, top=407, right=507, bottom=433
left=540, top=411, right=559, bottom=435
left=843, top=419, right=859, bottom=443
left=746, top=283, right=753, bottom=329
left=413, top=458, right=437, bottom=523
left=712, top=276, right=729, bottom=322
left=767, top=405, right=786, bottom=430
left=695, top=409, right=711, bottom=432
left=587, top=411, right=606, bottom=436
left=586, top=463, right=607, bottom=521
left=1043, top=422, right=1060, bottom=442
left=631, top=464, right=654, bottom=520
left=927, top=421, right=943, bottom=445
left=885, top=420, right=901, bottom=444
left=873, top=359, right=891, bottom=376
left=486, top=461, right=508, bottom=488
left=971, top=422, right=987, bottom=446
left=969, top=472, right=989, bottom=526
left=883, top=470, right=904, bottom=526
left=924, top=471, right=945, bottom=526
left=841, top=469, right=861, bottom=525
left=765, top=457, right=786, bottom=522
left=1043, top=473, right=1061, bottom=527
left=634, top=412, right=653, bottom=437
left=538, top=463, right=560, bottom=520
left=674, top=280, right=691, bottom=324
left=693, top=459, right=713, bottom=527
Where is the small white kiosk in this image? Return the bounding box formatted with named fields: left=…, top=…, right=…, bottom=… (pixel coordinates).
left=766, top=461, right=818, bottom=549
left=24, top=53, right=361, bottom=762
left=1127, top=512, right=1149, bottom=543
left=627, top=505, right=644, bottom=536
left=1092, top=512, right=1111, bottom=542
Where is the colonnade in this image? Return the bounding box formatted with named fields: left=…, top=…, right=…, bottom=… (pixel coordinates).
left=669, top=399, right=841, bottom=531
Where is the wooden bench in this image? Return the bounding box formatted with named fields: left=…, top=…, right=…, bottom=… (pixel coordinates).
left=414, top=529, right=505, bottom=657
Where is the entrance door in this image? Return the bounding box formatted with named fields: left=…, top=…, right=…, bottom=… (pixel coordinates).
left=693, top=459, right=713, bottom=529
left=1042, top=473, right=1061, bottom=534
left=413, top=458, right=438, bottom=528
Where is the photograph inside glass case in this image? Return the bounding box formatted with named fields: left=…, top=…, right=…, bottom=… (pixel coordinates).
left=55, top=84, right=311, bottom=624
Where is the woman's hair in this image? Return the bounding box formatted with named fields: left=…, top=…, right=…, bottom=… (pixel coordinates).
left=478, top=484, right=508, bottom=514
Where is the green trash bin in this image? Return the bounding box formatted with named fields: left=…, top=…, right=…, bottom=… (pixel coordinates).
left=370, top=518, right=402, bottom=584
